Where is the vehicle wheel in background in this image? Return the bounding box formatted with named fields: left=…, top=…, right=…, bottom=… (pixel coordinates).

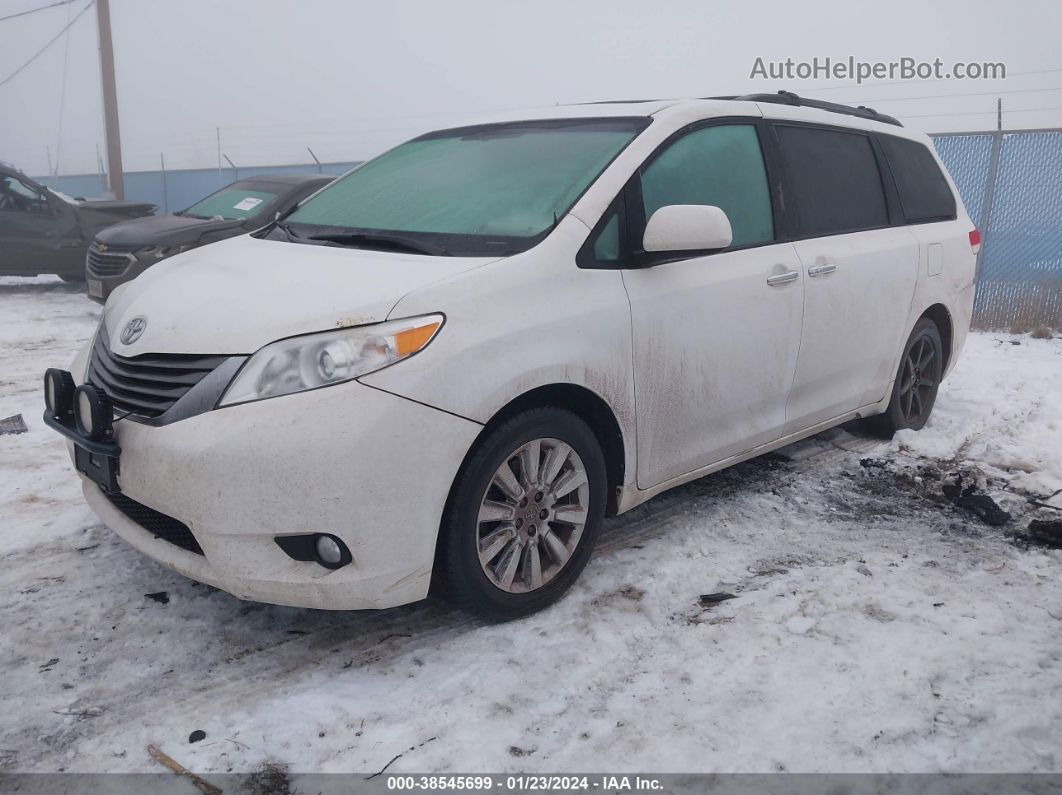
left=865, top=317, right=944, bottom=438
left=436, top=407, right=607, bottom=620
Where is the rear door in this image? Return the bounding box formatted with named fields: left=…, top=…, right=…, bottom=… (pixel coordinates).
left=772, top=123, right=920, bottom=433
left=614, top=121, right=805, bottom=488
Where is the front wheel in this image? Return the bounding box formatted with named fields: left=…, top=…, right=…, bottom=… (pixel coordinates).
left=866, top=317, right=944, bottom=438
left=435, top=408, right=607, bottom=620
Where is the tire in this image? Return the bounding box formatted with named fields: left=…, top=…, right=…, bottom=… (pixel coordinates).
left=436, top=407, right=607, bottom=621
left=865, top=317, right=944, bottom=438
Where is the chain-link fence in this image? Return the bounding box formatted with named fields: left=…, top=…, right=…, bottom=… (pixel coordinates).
left=933, top=129, right=1062, bottom=330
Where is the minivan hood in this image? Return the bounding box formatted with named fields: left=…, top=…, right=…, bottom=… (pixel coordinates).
left=104, top=234, right=496, bottom=355
left=95, top=213, right=244, bottom=248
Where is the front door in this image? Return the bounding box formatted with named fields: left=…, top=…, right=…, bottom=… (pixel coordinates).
left=617, top=122, right=805, bottom=489
left=0, top=173, right=64, bottom=274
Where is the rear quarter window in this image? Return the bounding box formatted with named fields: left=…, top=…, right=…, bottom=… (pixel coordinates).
left=879, top=135, right=957, bottom=223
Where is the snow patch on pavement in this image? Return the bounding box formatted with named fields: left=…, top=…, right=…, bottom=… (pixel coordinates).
left=1, top=281, right=1060, bottom=774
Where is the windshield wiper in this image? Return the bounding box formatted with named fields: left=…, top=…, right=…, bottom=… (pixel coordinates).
left=255, top=220, right=304, bottom=242
left=306, top=231, right=450, bottom=256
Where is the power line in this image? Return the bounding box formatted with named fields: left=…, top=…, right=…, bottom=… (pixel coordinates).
left=0, top=0, right=78, bottom=23
left=900, top=105, right=1062, bottom=120
left=0, top=0, right=94, bottom=89
left=838, top=84, right=1062, bottom=106
left=800, top=66, right=1062, bottom=94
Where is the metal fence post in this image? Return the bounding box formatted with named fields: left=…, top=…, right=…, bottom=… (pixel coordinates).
left=976, top=130, right=1004, bottom=283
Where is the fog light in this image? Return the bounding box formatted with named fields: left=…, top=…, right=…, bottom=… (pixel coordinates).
left=73, top=384, right=114, bottom=441
left=44, top=368, right=77, bottom=422
left=315, top=534, right=350, bottom=568
left=274, top=533, right=351, bottom=569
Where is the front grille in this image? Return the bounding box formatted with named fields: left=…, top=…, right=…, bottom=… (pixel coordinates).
left=87, top=244, right=136, bottom=278
left=102, top=490, right=204, bottom=555
left=88, top=332, right=229, bottom=419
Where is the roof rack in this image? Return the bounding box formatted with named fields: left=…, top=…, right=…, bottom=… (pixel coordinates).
left=710, top=90, right=903, bottom=127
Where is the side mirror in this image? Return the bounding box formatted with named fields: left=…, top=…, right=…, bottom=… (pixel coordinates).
left=642, top=204, right=732, bottom=253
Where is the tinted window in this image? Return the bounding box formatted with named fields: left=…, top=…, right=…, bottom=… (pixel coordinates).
left=640, top=124, right=773, bottom=247
left=879, top=135, right=957, bottom=222
left=775, top=125, right=888, bottom=237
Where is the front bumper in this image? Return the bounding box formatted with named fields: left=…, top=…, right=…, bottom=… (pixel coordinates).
left=72, top=380, right=482, bottom=610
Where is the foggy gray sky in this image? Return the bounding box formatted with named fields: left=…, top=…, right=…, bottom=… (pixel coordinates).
left=2, top=0, right=1061, bottom=177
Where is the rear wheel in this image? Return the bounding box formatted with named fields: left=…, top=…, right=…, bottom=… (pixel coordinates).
left=436, top=408, right=606, bottom=620
left=866, top=317, right=944, bottom=438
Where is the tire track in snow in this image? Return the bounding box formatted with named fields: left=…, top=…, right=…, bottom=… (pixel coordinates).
left=0, top=446, right=819, bottom=770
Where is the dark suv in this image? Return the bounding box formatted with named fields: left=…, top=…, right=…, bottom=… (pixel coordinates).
left=0, top=163, right=155, bottom=282
left=86, top=174, right=333, bottom=301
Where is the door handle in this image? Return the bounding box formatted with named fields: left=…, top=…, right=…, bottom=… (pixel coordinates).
left=766, top=270, right=800, bottom=286
left=808, top=263, right=837, bottom=277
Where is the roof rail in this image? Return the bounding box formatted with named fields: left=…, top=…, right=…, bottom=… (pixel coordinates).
left=710, top=90, right=903, bottom=127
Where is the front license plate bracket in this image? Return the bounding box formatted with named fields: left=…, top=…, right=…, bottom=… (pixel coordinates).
left=74, top=444, right=120, bottom=493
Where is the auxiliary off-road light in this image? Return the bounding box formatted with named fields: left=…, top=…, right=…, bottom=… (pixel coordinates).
left=73, top=384, right=114, bottom=441
left=44, top=368, right=77, bottom=423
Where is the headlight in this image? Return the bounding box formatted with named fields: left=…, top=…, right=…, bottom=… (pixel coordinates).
left=218, top=314, right=444, bottom=407
left=138, top=243, right=193, bottom=260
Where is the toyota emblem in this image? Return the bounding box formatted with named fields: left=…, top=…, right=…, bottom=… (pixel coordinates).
left=120, top=316, right=147, bottom=345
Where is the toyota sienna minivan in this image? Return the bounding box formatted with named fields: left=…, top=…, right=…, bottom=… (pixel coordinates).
left=45, top=92, right=978, bottom=620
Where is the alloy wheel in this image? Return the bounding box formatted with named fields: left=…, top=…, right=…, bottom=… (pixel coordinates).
left=898, top=335, right=940, bottom=425
left=476, top=438, right=590, bottom=593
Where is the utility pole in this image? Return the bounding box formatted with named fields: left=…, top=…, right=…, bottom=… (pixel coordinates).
left=160, top=152, right=168, bottom=213
left=96, top=0, right=124, bottom=199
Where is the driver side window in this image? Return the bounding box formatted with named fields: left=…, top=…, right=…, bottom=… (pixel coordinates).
left=0, top=175, right=51, bottom=214
left=640, top=124, right=774, bottom=248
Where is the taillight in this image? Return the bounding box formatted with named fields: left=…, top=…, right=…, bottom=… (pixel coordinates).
left=969, top=229, right=982, bottom=254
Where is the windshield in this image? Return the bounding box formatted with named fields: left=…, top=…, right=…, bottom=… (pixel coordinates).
left=282, top=117, right=649, bottom=256
left=182, top=185, right=279, bottom=220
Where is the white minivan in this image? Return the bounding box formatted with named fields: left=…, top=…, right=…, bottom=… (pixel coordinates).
left=45, top=92, right=978, bottom=619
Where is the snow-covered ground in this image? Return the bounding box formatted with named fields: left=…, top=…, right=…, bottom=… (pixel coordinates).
left=1, top=276, right=1060, bottom=778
